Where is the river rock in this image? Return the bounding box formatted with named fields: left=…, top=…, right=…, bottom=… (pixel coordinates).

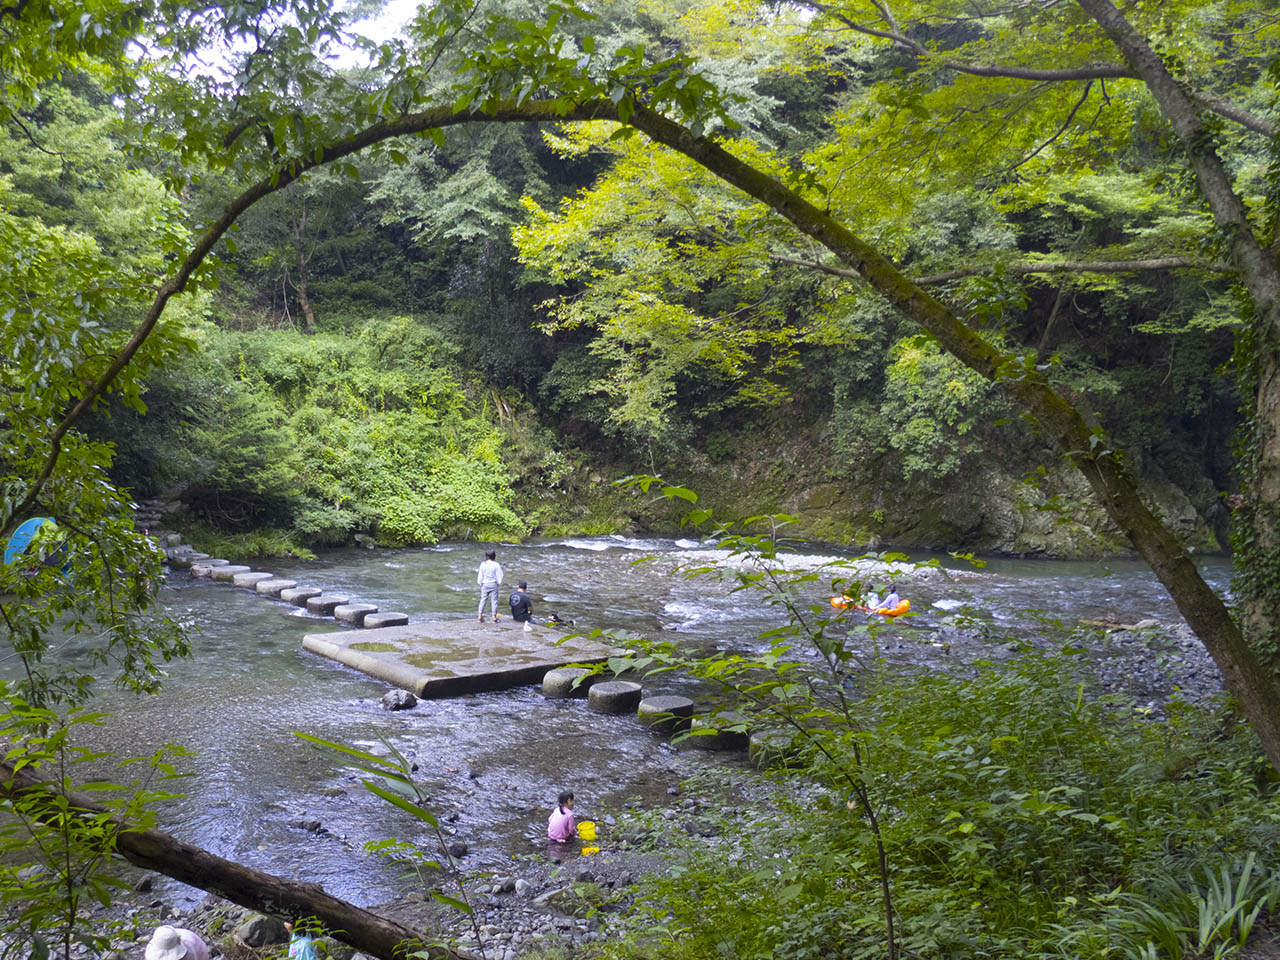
left=381, top=689, right=417, bottom=711
left=281, top=586, right=323, bottom=605
left=447, top=841, right=468, bottom=858
left=255, top=578, right=298, bottom=597
left=515, top=879, right=533, bottom=897
left=210, top=565, right=252, bottom=581
left=234, top=914, right=288, bottom=946
left=587, top=680, right=643, bottom=714
left=687, top=714, right=750, bottom=751
left=364, top=612, right=409, bottom=628
left=637, top=695, right=695, bottom=734
left=542, top=667, right=598, bottom=699
left=306, top=595, right=351, bottom=615
left=334, top=603, right=378, bottom=625
left=232, top=571, right=275, bottom=588
left=749, top=728, right=800, bottom=768
left=165, top=533, right=183, bottom=547
left=1133, top=618, right=1161, bottom=630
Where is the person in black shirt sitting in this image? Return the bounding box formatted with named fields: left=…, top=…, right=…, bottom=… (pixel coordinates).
left=509, top=581, right=534, bottom=623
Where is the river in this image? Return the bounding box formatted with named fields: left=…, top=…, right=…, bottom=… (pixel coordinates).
left=68, top=537, right=1230, bottom=911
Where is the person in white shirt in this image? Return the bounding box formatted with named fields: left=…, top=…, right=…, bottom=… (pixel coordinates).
left=477, top=549, right=504, bottom=622
left=145, top=925, right=209, bottom=960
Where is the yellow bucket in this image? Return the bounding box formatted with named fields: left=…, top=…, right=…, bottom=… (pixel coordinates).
left=577, top=820, right=597, bottom=841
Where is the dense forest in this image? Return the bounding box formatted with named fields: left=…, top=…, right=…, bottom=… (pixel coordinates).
left=10, top=0, right=1251, bottom=557
left=7, top=1, right=1280, bottom=959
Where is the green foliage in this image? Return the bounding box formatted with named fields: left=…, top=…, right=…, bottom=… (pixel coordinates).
left=118, top=317, right=528, bottom=545
left=0, top=699, right=189, bottom=959
left=587, top=506, right=1280, bottom=960
left=881, top=335, right=1012, bottom=482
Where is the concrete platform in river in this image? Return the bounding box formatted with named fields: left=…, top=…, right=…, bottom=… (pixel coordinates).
left=301, top=618, right=621, bottom=698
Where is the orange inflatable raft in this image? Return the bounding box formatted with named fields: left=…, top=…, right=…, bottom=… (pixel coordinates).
left=829, top=596, right=911, bottom=617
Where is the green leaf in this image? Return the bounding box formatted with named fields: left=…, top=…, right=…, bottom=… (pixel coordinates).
left=430, top=891, right=473, bottom=914
left=362, top=779, right=439, bottom=827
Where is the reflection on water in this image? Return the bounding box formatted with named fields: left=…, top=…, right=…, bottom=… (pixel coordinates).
left=15, top=536, right=1231, bottom=907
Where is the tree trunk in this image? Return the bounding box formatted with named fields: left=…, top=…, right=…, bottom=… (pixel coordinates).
left=297, top=253, right=316, bottom=333
left=0, top=761, right=479, bottom=960
left=1074, top=0, right=1280, bottom=751
left=624, top=101, right=1280, bottom=773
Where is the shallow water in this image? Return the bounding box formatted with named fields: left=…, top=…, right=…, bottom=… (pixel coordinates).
left=58, top=537, right=1231, bottom=908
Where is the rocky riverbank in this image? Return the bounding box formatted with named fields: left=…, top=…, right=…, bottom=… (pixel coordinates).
left=70, top=609, right=1228, bottom=960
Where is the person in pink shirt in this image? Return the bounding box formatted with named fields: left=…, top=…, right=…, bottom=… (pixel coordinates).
left=547, top=789, right=575, bottom=842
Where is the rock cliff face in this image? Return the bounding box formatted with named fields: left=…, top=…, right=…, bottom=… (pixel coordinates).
left=665, top=435, right=1229, bottom=558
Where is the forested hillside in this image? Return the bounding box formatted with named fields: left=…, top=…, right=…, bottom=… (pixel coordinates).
left=12, top=0, right=1249, bottom=556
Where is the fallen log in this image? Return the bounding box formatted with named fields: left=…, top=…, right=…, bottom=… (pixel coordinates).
left=0, top=760, right=480, bottom=960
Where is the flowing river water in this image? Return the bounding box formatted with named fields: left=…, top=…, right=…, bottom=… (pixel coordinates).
left=59, top=537, right=1230, bottom=911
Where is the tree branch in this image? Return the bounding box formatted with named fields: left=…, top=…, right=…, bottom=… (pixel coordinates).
left=913, top=257, right=1235, bottom=283
left=9, top=98, right=616, bottom=532
left=794, top=0, right=1277, bottom=136
left=771, top=252, right=1233, bottom=284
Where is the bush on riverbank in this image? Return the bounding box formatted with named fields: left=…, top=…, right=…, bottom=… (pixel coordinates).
left=591, top=657, right=1280, bottom=960
left=111, top=317, right=529, bottom=547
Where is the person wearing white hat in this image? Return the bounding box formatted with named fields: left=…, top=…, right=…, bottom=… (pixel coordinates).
left=144, top=925, right=209, bottom=960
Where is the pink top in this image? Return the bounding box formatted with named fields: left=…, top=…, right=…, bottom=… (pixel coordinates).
left=547, top=805, right=575, bottom=842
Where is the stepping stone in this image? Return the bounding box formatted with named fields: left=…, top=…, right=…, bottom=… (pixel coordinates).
left=165, top=533, right=183, bottom=547
left=542, top=667, right=599, bottom=699
left=168, top=554, right=194, bottom=568
left=637, top=695, right=695, bottom=735
left=189, top=563, right=215, bottom=577
left=334, top=603, right=378, bottom=625
left=749, top=729, right=801, bottom=769
left=204, top=558, right=230, bottom=566
left=255, top=578, right=298, bottom=597
left=687, top=714, right=750, bottom=751
left=232, top=572, right=275, bottom=588
left=186, top=552, right=210, bottom=561
left=587, top=680, right=643, bottom=715
left=363, top=612, right=409, bottom=628
left=210, top=565, right=252, bottom=581
left=280, top=587, right=323, bottom=605
left=306, top=595, right=351, bottom=615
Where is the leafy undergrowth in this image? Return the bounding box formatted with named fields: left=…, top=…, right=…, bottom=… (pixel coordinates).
left=584, top=656, right=1280, bottom=960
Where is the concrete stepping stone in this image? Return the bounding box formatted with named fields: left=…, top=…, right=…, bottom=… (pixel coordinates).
left=210, top=565, right=252, bottom=582
left=587, top=680, right=643, bottom=715
left=334, top=603, right=378, bottom=625
left=687, top=714, right=750, bottom=751
left=232, top=571, right=275, bottom=588
left=637, top=695, right=695, bottom=735
left=168, top=554, right=194, bottom=568
left=363, top=612, right=409, bottom=628
left=749, top=729, right=801, bottom=769
left=165, top=533, right=183, bottom=547
left=306, top=595, right=351, bottom=615
left=542, top=667, right=599, bottom=699
left=188, top=558, right=226, bottom=577
left=280, top=587, right=323, bottom=606
left=255, top=578, right=298, bottom=597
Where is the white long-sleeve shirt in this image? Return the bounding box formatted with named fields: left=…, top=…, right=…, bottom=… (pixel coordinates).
left=477, top=559, right=503, bottom=587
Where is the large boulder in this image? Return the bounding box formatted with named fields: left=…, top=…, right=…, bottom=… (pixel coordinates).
left=234, top=914, right=288, bottom=947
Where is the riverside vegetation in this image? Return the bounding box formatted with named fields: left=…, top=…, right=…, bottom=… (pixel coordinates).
left=4, top=0, right=1280, bottom=958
